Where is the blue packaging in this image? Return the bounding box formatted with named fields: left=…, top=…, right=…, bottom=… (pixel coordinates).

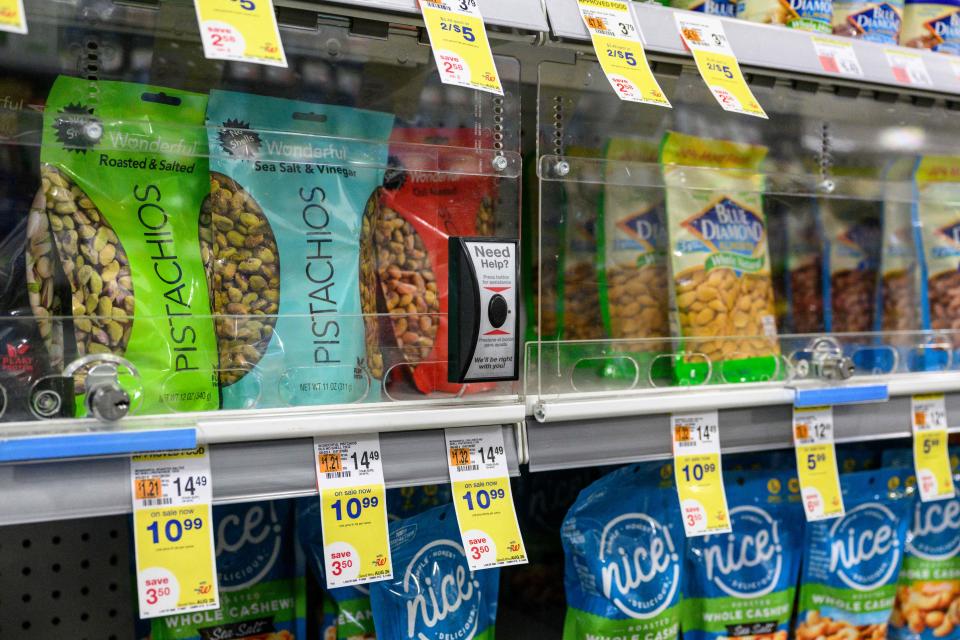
left=151, top=500, right=307, bottom=640
left=672, top=0, right=739, bottom=17
left=902, top=0, right=960, bottom=54
left=795, top=469, right=913, bottom=639
left=833, top=0, right=905, bottom=44
left=683, top=471, right=804, bottom=640
left=369, top=503, right=499, bottom=640
left=561, top=464, right=684, bottom=640
left=206, top=90, right=394, bottom=409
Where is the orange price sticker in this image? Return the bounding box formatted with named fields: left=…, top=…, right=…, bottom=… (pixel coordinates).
left=586, top=16, right=606, bottom=29
left=450, top=447, right=472, bottom=467
left=318, top=453, right=343, bottom=474
left=795, top=424, right=810, bottom=440
left=135, top=478, right=163, bottom=500
left=675, top=425, right=692, bottom=442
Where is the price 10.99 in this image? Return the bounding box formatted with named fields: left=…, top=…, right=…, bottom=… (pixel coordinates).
left=330, top=496, right=379, bottom=521
left=147, top=517, right=203, bottom=544
left=461, top=487, right=506, bottom=510
left=681, top=461, right=717, bottom=482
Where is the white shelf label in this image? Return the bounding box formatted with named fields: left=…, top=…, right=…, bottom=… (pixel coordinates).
left=885, top=49, right=933, bottom=87
left=813, top=37, right=864, bottom=78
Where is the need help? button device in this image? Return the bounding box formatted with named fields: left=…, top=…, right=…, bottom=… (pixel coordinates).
left=448, top=237, right=519, bottom=383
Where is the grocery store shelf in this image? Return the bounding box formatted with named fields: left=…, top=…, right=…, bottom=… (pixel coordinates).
left=527, top=388, right=960, bottom=472
left=0, top=425, right=521, bottom=526
left=544, top=0, right=960, bottom=97
left=311, top=0, right=549, bottom=32
left=531, top=371, right=960, bottom=423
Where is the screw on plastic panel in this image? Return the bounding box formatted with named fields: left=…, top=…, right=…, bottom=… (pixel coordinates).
left=491, top=155, right=508, bottom=171
left=534, top=400, right=547, bottom=422
left=555, top=160, right=570, bottom=177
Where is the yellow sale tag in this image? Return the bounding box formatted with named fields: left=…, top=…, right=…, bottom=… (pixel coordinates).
left=576, top=0, right=670, bottom=106
left=419, top=0, right=503, bottom=95
left=671, top=410, right=731, bottom=537
left=674, top=13, right=767, bottom=119
left=793, top=406, right=845, bottom=521
left=446, top=426, right=527, bottom=569
left=0, top=0, right=26, bottom=34
left=194, top=0, right=286, bottom=67
left=131, top=447, right=219, bottom=619
left=912, top=394, right=955, bottom=502
left=314, top=435, right=392, bottom=588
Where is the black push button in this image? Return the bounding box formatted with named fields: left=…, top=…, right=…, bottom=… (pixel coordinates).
left=488, top=294, right=508, bottom=328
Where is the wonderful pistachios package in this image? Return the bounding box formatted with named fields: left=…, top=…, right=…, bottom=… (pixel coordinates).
left=26, top=75, right=218, bottom=415
left=204, top=90, right=394, bottom=409
left=795, top=469, right=913, bottom=640
left=682, top=470, right=804, bottom=640
left=661, top=131, right=779, bottom=385
left=561, top=464, right=684, bottom=640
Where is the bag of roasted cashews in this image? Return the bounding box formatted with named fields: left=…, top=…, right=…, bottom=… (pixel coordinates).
left=661, top=131, right=779, bottom=385
left=682, top=470, right=804, bottom=640
left=795, top=469, right=913, bottom=640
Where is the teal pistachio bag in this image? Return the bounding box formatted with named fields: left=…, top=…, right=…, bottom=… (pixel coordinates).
left=27, top=76, right=218, bottom=415
left=204, top=90, right=394, bottom=409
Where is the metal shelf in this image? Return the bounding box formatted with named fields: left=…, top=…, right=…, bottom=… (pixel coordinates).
left=545, top=0, right=960, bottom=98
left=310, top=0, right=550, bottom=32
left=0, top=425, right=522, bottom=526
left=527, top=379, right=960, bottom=472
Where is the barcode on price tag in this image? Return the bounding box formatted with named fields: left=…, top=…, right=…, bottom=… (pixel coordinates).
left=313, top=434, right=392, bottom=588
left=131, top=447, right=218, bottom=619
left=0, top=0, right=27, bottom=34
left=911, top=394, right=955, bottom=502
left=812, top=37, right=863, bottom=77
left=671, top=410, right=731, bottom=537
left=793, top=406, right=845, bottom=521
left=445, top=426, right=527, bottom=570
left=885, top=49, right=933, bottom=87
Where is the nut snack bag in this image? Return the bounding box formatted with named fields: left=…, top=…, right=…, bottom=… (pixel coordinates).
left=561, top=464, right=684, bottom=640
left=737, top=0, right=833, bottom=32
left=901, top=0, right=960, bottom=52
left=373, top=128, right=495, bottom=395
left=821, top=199, right=882, bottom=334
left=879, top=158, right=921, bottom=338
left=883, top=448, right=960, bottom=640
left=672, top=0, right=738, bottom=17
left=597, top=137, right=669, bottom=364
left=682, top=470, right=804, bottom=640
left=204, top=90, right=394, bottom=409
left=912, top=157, right=960, bottom=353
left=26, top=76, right=218, bottom=415
left=152, top=500, right=307, bottom=640
left=795, top=469, right=914, bottom=640
left=660, top=131, right=779, bottom=384
left=786, top=198, right=825, bottom=334
left=369, top=503, right=499, bottom=640
left=833, top=0, right=905, bottom=44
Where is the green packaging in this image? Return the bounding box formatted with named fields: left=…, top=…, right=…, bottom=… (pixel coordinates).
left=26, top=75, right=218, bottom=414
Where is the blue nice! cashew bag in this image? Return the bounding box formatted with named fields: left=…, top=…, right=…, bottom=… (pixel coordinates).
left=682, top=470, right=804, bottom=640
left=795, top=469, right=913, bottom=640
left=205, top=90, right=394, bottom=409
left=883, top=448, right=960, bottom=640
left=561, top=463, right=684, bottom=640
left=369, top=503, right=499, bottom=640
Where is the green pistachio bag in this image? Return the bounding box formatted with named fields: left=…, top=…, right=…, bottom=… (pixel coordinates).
left=26, top=76, right=218, bottom=414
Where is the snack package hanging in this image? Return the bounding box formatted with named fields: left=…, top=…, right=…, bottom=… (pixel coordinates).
left=26, top=76, right=219, bottom=415
left=901, top=0, right=960, bottom=53
left=912, top=156, right=960, bottom=360
left=661, top=131, right=779, bottom=384
left=297, top=498, right=377, bottom=640
left=785, top=198, right=825, bottom=334
left=597, top=137, right=669, bottom=381
left=561, top=463, right=684, bottom=640
left=151, top=500, right=307, bottom=640
left=795, top=469, right=913, bottom=640
left=882, top=448, right=960, bottom=640
left=204, top=89, right=394, bottom=409
left=832, top=0, right=905, bottom=43
left=683, top=470, right=804, bottom=640
left=386, top=484, right=452, bottom=520
left=369, top=503, right=500, bottom=640
left=372, top=128, right=495, bottom=396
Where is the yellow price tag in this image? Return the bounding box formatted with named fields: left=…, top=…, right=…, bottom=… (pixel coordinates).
left=446, top=426, right=527, bottom=569
left=793, top=406, right=845, bottom=521
left=912, top=394, right=955, bottom=502
left=674, top=13, right=767, bottom=119
left=131, top=447, right=219, bottom=619
left=0, top=0, right=27, bottom=34
left=314, top=434, right=393, bottom=588
left=419, top=0, right=503, bottom=95
left=194, top=0, right=286, bottom=67
left=671, top=411, right=731, bottom=537
left=576, top=0, right=671, bottom=106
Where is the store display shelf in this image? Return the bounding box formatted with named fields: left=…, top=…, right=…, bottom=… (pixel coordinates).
left=527, top=383, right=960, bottom=472
left=307, top=0, right=550, bottom=33
left=530, top=371, right=960, bottom=423
left=544, top=0, right=960, bottom=98
left=0, top=425, right=521, bottom=526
